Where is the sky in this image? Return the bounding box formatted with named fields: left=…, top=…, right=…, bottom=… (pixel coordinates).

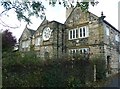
left=0, top=0, right=119, bottom=42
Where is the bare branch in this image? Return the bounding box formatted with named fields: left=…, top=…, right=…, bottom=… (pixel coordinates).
left=0, top=18, right=21, bottom=29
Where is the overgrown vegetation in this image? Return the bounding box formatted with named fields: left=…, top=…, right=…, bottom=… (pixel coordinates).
left=2, top=52, right=107, bottom=88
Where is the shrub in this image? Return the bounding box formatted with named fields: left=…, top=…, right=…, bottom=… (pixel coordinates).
left=2, top=52, right=107, bottom=87
left=92, top=54, right=106, bottom=80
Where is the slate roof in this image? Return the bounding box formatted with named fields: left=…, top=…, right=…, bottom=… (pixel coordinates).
left=103, top=20, right=120, bottom=33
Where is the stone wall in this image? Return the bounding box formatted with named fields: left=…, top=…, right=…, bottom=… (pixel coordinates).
left=103, top=23, right=120, bottom=74
left=32, top=21, right=65, bottom=59
left=19, top=6, right=120, bottom=75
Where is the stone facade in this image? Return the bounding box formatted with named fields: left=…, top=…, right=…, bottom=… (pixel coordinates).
left=19, top=26, right=35, bottom=52
left=19, top=7, right=120, bottom=74
left=19, top=20, right=65, bottom=60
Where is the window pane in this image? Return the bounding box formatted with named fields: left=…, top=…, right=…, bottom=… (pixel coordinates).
left=38, top=37, right=41, bottom=45
left=86, top=27, right=89, bottom=37
left=28, top=40, right=30, bottom=47
left=115, top=35, right=119, bottom=42
left=106, top=26, right=110, bottom=36
left=73, top=30, right=75, bottom=38
left=79, top=49, right=82, bottom=54
left=70, top=30, right=72, bottom=39
left=80, top=28, right=82, bottom=37
left=76, top=49, right=78, bottom=53
left=76, top=50, right=79, bottom=55
left=76, top=29, right=78, bottom=38
left=26, top=41, right=28, bottom=47
left=83, top=27, right=85, bottom=37
left=83, top=49, right=86, bottom=53
left=35, top=38, right=39, bottom=46
left=22, top=42, right=24, bottom=48
left=73, top=49, right=75, bottom=54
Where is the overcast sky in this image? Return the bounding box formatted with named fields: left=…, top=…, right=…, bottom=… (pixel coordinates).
left=0, top=0, right=119, bottom=42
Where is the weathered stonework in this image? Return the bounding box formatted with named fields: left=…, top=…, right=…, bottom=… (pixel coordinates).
left=19, top=7, right=120, bottom=75
left=28, top=20, right=66, bottom=60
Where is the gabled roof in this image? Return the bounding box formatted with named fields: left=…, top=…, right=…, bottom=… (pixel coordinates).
left=103, top=20, right=120, bottom=33
left=37, top=18, right=64, bottom=28
left=64, top=6, right=99, bottom=24
left=36, top=18, right=50, bottom=31
left=64, top=6, right=119, bottom=33
left=19, top=6, right=119, bottom=42
left=36, top=20, right=65, bottom=33
left=19, top=26, right=35, bottom=41
left=50, top=20, right=64, bottom=25
left=40, top=17, right=49, bottom=26
left=28, top=28, right=35, bottom=36
left=64, top=7, right=76, bottom=24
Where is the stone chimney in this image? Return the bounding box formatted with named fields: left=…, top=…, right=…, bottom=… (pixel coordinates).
left=66, top=7, right=74, bottom=19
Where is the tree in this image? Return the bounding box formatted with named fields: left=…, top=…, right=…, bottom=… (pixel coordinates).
left=0, top=0, right=99, bottom=27
left=2, top=30, right=16, bottom=52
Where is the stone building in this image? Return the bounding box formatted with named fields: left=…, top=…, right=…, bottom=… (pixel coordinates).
left=19, top=19, right=66, bottom=59
left=19, top=7, right=120, bottom=74
left=19, top=26, right=35, bottom=52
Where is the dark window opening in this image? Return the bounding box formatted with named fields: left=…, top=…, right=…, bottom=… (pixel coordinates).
left=73, top=30, right=75, bottom=38
left=76, top=29, right=78, bottom=38
left=83, top=27, right=85, bottom=37
left=107, top=56, right=111, bottom=74
left=80, top=28, right=82, bottom=37
left=70, top=30, right=72, bottom=39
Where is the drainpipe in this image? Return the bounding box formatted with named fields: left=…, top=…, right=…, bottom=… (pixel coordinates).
left=94, top=64, right=96, bottom=82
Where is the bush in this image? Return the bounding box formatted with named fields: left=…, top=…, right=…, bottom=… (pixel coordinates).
left=92, top=54, right=106, bottom=80
left=2, top=51, right=44, bottom=87
left=2, top=53, right=107, bottom=87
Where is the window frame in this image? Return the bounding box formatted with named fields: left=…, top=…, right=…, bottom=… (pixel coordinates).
left=22, top=41, right=25, bottom=48
left=106, top=26, right=110, bottom=36
left=69, top=48, right=89, bottom=55
left=35, top=37, right=41, bottom=46
left=115, top=35, right=119, bottom=42
left=68, top=26, right=89, bottom=40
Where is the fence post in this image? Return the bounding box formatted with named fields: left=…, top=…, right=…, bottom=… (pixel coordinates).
left=94, top=64, right=96, bottom=82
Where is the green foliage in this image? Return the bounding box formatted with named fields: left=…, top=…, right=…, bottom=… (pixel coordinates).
left=0, top=0, right=99, bottom=24
left=92, top=54, right=106, bottom=80
left=77, top=2, right=89, bottom=12
left=2, top=30, right=16, bottom=52
left=2, top=52, right=21, bottom=67
left=3, top=52, right=107, bottom=87
left=21, top=51, right=38, bottom=64
left=1, top=1, right=45, bottom=24
left=67, top=76, right=82, bottom=88
left=2, top=51, right=44, bottom=87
